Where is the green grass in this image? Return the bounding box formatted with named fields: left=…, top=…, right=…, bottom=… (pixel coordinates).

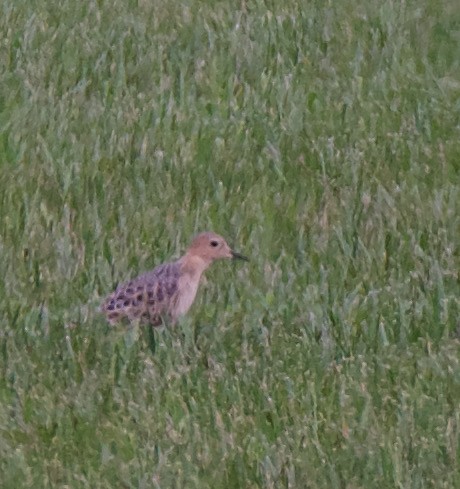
left=1, top=0, right=459, bottom=487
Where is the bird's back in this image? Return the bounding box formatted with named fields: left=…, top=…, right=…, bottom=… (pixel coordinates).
left=101, top=261, right=181, bottom=326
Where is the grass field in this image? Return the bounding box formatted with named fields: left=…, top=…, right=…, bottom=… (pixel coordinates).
left=1, top=0, right=459, bottom=487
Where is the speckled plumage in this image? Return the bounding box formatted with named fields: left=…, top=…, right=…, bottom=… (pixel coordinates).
left=101, top=232, right=247, bottom=327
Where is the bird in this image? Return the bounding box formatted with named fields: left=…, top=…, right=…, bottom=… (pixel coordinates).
left=101, top=232, right=248, bottom=327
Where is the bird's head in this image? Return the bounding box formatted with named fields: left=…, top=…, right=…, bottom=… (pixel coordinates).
left=186, top=232, right=248, bottom=264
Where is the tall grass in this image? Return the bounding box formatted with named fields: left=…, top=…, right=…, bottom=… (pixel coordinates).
left=0, top=0, right=459, bottom=487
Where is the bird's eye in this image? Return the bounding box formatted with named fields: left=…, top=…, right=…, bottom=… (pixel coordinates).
left=210, top=240, right=219, bottom=247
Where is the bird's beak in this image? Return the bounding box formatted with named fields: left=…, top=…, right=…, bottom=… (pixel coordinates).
left=231, top=250, right=249, bottom=261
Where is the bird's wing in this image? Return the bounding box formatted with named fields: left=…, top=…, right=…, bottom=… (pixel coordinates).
left=102, top=261, right=180, bottom=326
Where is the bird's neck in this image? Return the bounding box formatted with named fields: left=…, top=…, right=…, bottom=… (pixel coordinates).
left=179, top=253, right=211, bottom=278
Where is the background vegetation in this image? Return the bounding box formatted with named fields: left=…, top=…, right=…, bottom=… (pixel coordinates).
left=0, top=0, right=459, bottom=487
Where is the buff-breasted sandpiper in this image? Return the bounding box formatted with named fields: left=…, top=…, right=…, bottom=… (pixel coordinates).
left=101, top=232, right=248, bottom=326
